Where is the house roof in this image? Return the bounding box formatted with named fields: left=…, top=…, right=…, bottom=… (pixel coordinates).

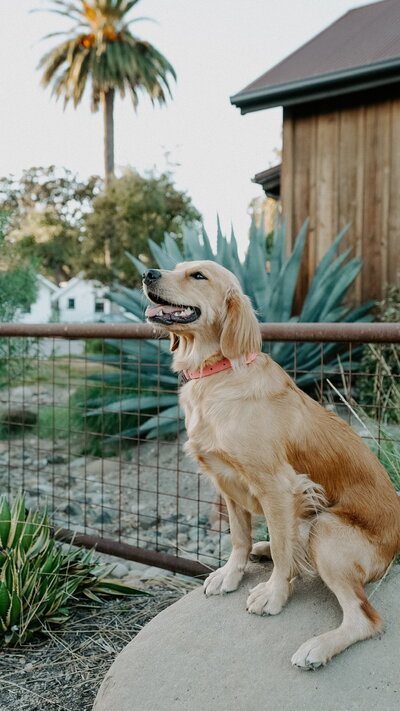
left=231, top=0, right=400, bottom=113
left=51, top=273, right=84, bottom=302
left=37, top=274, right=59, bottom=292
left=51, top=273, right=107, bottom=302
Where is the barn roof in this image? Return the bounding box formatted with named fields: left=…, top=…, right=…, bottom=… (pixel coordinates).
left=231, top=0, right=400, bottom=114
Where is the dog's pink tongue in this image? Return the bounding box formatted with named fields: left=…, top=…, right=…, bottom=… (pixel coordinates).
left=145, top=304, right=179, bottom=317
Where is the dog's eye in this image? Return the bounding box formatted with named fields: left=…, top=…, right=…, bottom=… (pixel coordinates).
left=190, top=271, right=207, bottom=280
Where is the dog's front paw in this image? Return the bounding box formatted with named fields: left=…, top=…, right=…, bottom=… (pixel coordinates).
left=246, top=580, right=288, bottom=616
left=203, top=564, right=244, bottom=596
left=291, top=636, right=331, bottom=670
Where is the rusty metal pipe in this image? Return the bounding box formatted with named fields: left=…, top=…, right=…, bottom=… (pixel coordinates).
left=55, top=528, right=212, bottom=578
left=0, top=322, right=163, bottom=339
left=0, top=321, right=399, bottom=342
left=259, top=322, right=400, bottom=342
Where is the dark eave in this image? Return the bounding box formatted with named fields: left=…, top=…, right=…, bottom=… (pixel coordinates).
left=253, top=164, right=281, bottom=198
left=231, top=56, right=400, bottom=114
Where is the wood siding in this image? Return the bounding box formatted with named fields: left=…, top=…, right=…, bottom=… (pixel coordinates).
left=281, top=100, right=400, bottom=306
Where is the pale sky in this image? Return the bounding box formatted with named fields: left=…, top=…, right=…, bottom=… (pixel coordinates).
left=0, top=0, right=378, bottom=252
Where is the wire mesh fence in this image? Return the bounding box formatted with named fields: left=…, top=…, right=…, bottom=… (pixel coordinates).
left=0, top=322, right=399, bottom=577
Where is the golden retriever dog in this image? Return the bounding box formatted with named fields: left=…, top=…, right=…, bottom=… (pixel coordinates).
left=143, top=260, right=400, bottom=669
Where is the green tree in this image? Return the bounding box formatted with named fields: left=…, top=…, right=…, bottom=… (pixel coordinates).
left=0, top=166, right=101, bottom=284
left=0, top=213, right=39, bottom=385
left=0, top=214, right=38, bottom=321
left=38, top=1, right=176, bottom=185
left=81, top=168, right=201, bottom=284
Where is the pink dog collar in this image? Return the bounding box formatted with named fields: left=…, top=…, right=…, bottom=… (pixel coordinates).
left=183, top=352, right=258, bottom=381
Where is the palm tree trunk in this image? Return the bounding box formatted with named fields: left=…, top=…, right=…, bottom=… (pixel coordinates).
left=102, top=88, right=115, bottom=187
left=102, top=88, right=115, bottom=269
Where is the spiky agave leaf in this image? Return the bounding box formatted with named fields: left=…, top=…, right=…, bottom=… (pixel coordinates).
left=82, top=217, right=373, bottom=443
left=0, top=494, right=151, bottom=646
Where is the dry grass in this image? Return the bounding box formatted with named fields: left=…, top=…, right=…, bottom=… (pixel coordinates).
left=0, top=577, right=198, bottom=711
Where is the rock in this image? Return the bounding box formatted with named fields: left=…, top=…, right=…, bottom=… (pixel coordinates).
left=110, top=563, right=130, bottom=579
left=166, top=513, right=184, bottom=523
left=61, top=502, right=82, bottom=517
left=92, top=510, right=114, bottom=525
left=1, top=408, right=37, bottom=429
left=93, top=564, right=400, bottom=711
left=186, top=516, right=198, bottom=526
left=90, top=493, right=108, bottom=506
left=36, top=458, right=49, bottom=469
left=139, top=566, right=173, bottom=580
left=26, top=483, right=53, bottom=497
left=69, top=457, right=87, bottom=470
left=47, top=454, right=67, bottom=464
left=178, top=522, right=190, bottom=534
left=72, top=492, right=89, bottom=504
left=142, top=530, right=158, bottom=544
left=188, top=527, right=206, bottom=543
left=140, top=516, right=159, bottom=530
left=183, top=541, right=200, bottom=553
left=159, top=524, right=177, bottom=538
left=86, top=459, right=121, bottom=478
left=200, top=543, right=216, bottom=556
left=219, top=536, right=232, bottom=557
left=130, top=502, right=156, bottom=516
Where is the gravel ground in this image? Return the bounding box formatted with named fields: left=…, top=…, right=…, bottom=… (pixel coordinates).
left=0, top=577, right=198, bottom=711
left=0, top=382, right=229, bottom=567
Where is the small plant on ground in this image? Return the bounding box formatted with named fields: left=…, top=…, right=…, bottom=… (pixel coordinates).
left=357, top=284, right=400, bottom=424
left=0, top=493, right=151, bottom=646
left=327, top=377, right=400, bottom=492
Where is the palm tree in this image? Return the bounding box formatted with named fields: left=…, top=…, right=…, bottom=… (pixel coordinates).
left=38, top=1, right=176, bottom=186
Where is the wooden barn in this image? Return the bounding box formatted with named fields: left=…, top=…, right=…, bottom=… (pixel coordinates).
left=231, top=0, right=400, bottom=305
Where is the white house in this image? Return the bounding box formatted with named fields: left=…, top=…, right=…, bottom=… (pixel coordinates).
left=52, top=273, right=115, bottom=323
left=19, top=273, right=123, bottom=324
left=19, top=274, right=60, bottom=324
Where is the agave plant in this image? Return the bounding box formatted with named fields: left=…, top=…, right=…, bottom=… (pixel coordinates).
left=0, top=493, right=150, bottom=646
left=82, top=218, right=374, bottom=443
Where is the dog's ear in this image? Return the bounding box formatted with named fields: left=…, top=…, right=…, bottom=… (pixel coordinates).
left=170, top=333, right=180, bottom=352
left=220, top=287, right=261, bottom=361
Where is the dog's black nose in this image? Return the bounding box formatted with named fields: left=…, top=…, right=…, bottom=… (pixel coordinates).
left=143, top=269, right=162, bottom=286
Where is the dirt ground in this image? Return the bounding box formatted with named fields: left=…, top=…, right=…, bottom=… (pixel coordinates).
left=0, top=577, right=197, bottom=711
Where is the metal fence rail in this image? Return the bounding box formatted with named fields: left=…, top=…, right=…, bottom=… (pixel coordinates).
left=0, top=322, right=399, bottom=578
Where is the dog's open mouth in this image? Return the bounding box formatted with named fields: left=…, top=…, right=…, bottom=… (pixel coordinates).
left=145, top=292, right=201, bottom=325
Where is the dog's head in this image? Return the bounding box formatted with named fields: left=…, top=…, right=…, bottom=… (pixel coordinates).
left=143, top=260, right=261, bottom=368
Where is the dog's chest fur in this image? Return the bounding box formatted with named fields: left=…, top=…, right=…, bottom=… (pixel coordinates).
left=178, top=376, right=269, bottom=514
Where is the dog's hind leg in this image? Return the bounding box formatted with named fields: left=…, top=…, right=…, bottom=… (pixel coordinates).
left=203, top=496, right=252, bottom=595
left=291, top=514, right=384, bottom=669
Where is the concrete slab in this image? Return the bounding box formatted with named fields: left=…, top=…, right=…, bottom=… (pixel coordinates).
left=93, top=562, right=399, bottom=711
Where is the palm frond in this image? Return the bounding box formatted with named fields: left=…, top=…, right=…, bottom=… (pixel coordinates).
left=37, top=1, right=176, bottom=111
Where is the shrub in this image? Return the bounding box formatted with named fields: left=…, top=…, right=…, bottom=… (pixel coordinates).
left=80, top=218, right=374, bottom=445
left=0, top=493, right=150, bottom=646
left=0, top=211, right=39, bottom=387
left=34, top=383, right=154, bottom=456
left=357, top=284, right=400, bottom=423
